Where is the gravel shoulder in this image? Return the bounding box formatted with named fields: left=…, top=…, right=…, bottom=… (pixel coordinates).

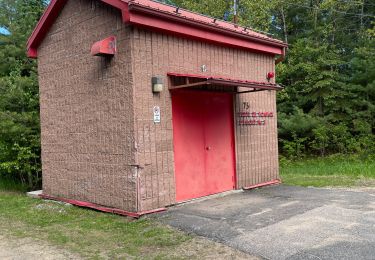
left=0, top=234, right=80, bottom=260
left=0, top=232, right=257, bottom=260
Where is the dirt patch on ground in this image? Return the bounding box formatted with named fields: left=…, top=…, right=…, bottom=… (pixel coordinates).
left=354, top=179, right=375, bottom=188
left=0, top=234, right=81, bottom=260
left=0, top=233, right=256, bottom=260
left=171, top=236, right=260, bottom=259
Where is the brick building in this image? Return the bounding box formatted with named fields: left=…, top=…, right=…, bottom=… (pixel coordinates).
left=27, top=0, right=287, bottom=217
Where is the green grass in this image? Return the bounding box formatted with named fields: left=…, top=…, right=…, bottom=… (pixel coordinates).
left=280, top=155, right=375, bottom=187
left=2, top=154, right=373, bottom=258
left=0, top=188, right=245, bottom=259
left=0, top=189, right=198, bottom=259
left=0, top=178, right=28, bottom=192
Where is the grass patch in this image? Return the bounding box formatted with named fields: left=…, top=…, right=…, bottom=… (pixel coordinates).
left=0, top=189, right=248, bottom=259
left=280, top=154, right=375, bottom=187
left=0, top=177, right=28, bottom=192
left=0, top=190, right=192, bottom=259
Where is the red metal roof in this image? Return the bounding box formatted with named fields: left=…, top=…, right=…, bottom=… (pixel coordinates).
left=128, top=0, right=284, bottom=44
left=27, top=0, right=287, bottom=58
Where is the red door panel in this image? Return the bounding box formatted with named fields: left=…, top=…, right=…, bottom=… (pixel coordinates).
left=204, top=94, right=236, bottom=195
left=172, top=90, right=235, bottom=202
left=172, top=92, right=206, bottom=200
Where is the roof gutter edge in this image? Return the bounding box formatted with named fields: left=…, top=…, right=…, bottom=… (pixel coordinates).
left=127, top=3, right=287, bottom=50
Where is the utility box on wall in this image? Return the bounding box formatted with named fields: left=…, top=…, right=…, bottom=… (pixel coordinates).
left=27, top=0, right=287, bottom=217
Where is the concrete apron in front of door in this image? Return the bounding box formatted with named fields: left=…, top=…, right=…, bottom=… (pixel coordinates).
left=170, top=189, right=244, bottom=207
left=155, top=185, right=375, bottom=260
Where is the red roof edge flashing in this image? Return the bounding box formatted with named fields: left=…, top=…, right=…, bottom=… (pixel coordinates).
left=127, top=8, right=283, bottom=55
left=127, top=3, right=287, bottom=50
left=101, top=0, right=130, bottom=22
left=27, top=0, right=287, bottom=58
left=27, top=0, right=68, bottom=58
left=26, top=0, right=127, bottom=59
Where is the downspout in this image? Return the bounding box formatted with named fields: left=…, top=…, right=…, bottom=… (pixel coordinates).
left=275, top=47, right=286, bottom=64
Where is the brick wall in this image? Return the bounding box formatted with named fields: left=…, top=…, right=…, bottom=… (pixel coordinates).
left=37, top=0, right=137, bottom=212
left=235, top=91, right=279, bottom=188
left=37, top=0, right=279, bottom=213
left=130, top=27, right=279, bottom=211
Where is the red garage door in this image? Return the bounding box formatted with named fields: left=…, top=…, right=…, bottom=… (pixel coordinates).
left=172, top=90, right=236, bottom=202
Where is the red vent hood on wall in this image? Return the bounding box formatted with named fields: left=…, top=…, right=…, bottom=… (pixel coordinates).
left=91, top=36, right=117, bottom=57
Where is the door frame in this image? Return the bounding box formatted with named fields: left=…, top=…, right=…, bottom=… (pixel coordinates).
left=171, top=89, right=237, bottom=202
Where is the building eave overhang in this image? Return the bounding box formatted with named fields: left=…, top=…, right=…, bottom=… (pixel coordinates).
left=26, top=0, right=287, bottom=59
left=26, top=0, right=68, bottom=58
left=126, top=3, right=287, bottom=55
left=168, top=73, right=283, bottom=92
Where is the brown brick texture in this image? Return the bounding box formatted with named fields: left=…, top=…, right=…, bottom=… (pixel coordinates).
left=37, top=0, right=279, bottom=213
left=37, top=0, right=137, bottom=212
left=130, top=28, right=279, bottom=211
left=235, top=91, right=279, bottom=188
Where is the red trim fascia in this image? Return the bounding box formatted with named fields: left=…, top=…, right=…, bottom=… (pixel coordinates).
left=27, top=0, right=286, bottom=58
left=101, top=0, right=127, bottom=11
left=39, top=194, right=166, bottom=218
left=26, top=0, right=68, bottom=58
left=101, top=0, right=129, bottom=22
left=26, top=0, right=128, bottom=58
left=128, top=4, right=286, bottom=49
left=243, top=179, right=281, bottom=190
left=127, top=10, right=283, bottom=55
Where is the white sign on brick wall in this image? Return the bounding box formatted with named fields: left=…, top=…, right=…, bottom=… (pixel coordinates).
left=153, top=106, right=161, bottom=123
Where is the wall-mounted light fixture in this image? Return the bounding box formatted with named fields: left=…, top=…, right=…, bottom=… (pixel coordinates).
left=152, top=76, right=164, bottom=93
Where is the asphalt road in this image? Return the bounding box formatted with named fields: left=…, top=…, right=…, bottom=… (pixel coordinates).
left=157, top=185, right=375, bottom=260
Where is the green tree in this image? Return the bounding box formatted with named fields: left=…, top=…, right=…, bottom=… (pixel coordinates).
left=276, top=0, right=375, bottom=158
left=0, top=0, right=46, bottom=189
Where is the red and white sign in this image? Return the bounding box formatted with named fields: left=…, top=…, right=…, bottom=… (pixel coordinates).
left=237, top=111, right=274, bottom=126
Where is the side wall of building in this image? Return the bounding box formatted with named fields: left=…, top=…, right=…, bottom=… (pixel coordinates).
left=235, top=91, right=279, bottom=188
left=37, top=0, right=138, bottom=211
left=130, top=27, right=279, bottom=211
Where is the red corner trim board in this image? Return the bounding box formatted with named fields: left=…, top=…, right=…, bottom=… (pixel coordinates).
left=243, top=179, right=281, bottom=190
left=39, top=194, right=166, bottom=218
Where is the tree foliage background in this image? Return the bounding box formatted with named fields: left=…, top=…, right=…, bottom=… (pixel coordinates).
left=169, top=0, right=375, bottom=159
left=0, top=0, right=374, bottom=189
left=0, top=0, right=46, bottom=188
